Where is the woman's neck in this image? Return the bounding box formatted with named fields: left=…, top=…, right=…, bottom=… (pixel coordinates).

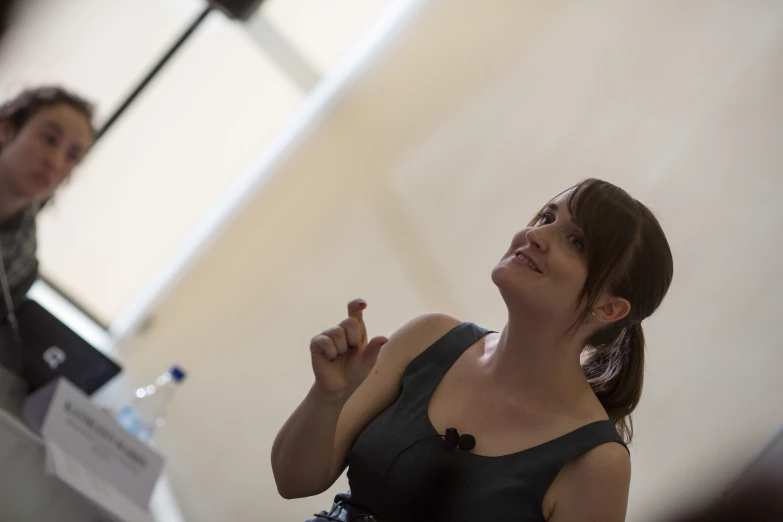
left=0, top=178, right=30, bottom=224
left=481, top=312, right=592, bottom=410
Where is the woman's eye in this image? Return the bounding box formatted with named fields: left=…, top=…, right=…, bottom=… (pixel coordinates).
left=538, top=213, right=554, bottom=225
left=569, top=235, right=585, bottom=250
left=41, top=133, right=57, bottom=146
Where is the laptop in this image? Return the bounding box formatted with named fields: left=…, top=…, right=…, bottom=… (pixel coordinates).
left=11, top=299, right=122, bottom=396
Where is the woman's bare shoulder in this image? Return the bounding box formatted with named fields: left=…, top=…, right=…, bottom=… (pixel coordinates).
left=382, top=312, right=463, bottom=362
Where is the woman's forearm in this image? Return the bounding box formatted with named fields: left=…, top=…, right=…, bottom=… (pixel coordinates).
left=271, top=383, right=350, bottom=499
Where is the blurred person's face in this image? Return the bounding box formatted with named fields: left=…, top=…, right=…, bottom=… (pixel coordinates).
left=491, top=190, right=590, bottom=323
left=0, top=104, right=93, bottom=202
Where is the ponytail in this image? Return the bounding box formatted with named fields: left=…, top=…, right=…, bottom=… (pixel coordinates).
left=563, top=179, right=673, bottom=444
left=582, top=322, right=645, bottom=444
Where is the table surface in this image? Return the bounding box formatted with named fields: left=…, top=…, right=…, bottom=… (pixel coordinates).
left=0, top=408, right=184, bottom=522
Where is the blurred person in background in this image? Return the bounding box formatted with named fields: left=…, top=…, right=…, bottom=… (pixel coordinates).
left=273, top=179, right=674, bottom=522
left=0, top=87, right=94, bottom=411
left=0, top=86, right=94, bottom=315
left=669, top=473, right=783, bottom=522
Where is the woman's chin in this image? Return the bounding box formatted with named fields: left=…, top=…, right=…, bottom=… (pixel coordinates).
left=24, top=183, right=57, bottom=203
left=490, top=265, right=511, bottom=288
left=492, top=262, right=541, bottom=289
left=493, top=276, right=530, bottom=304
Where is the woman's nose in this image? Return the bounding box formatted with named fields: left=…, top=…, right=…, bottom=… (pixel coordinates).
left=44, top=148, right=68, bottom=173
left=526, top=227, right=548, bottom=252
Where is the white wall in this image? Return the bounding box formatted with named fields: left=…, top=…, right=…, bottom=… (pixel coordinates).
left=258, top=0, right=397, bottom=73
left=107, top=1, right=783, bottom=521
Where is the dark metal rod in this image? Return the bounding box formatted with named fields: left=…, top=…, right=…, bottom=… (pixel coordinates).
left=43, top=4, right=213, bottom=332
left=95, top=4, right=212, bottom=142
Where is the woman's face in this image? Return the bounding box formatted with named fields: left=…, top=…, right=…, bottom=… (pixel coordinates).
left=0, top=103, right=93, bottom=202
left=492, top=190, right=589, bottom=322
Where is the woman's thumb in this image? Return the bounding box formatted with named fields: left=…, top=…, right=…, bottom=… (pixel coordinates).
left=362, top=335, right=388, bottom=369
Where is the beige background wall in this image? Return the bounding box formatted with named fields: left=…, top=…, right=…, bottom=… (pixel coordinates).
left=95, top=1, right=783, bottom=521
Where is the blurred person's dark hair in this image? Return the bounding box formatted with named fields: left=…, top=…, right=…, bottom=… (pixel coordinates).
left=0, top=86, right=95, bottom=137
left=669, top=473, right=783, bottom=522
left=0, top=0, right=17, bottom=41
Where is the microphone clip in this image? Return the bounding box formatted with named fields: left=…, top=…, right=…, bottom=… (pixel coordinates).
left=443, top=427, right=476, bottom=451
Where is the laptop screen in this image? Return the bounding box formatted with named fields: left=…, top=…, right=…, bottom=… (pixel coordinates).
left=14, top=300, right=122, bottom=396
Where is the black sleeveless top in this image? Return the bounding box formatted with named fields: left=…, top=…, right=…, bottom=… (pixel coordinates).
left=342, top=322, right=628, bottom=522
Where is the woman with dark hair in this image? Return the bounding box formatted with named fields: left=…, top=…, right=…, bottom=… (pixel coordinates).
left=272, top=179, right=674, bottom=522
left=0, top=87, right=94, bottom=413
left=0, top=86, right=94, bottom=314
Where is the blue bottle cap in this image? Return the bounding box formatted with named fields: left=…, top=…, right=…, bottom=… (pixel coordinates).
left=170, top=366, right=186, bottom=382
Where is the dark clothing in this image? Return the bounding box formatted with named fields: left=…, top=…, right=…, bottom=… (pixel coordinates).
left=0, top=205, right=38, bottom=316
left=324, top=322, right=627, bottom=522
left=0, top=207, right=37, bottom=416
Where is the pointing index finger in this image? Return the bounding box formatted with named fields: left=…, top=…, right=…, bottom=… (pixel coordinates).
left=347, top=298, right=367, bottom=322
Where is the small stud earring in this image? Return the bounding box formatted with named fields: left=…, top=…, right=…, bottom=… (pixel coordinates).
left=582, top=310, right=596, bottom=325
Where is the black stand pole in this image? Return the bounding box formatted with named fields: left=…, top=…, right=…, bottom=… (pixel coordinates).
left=39, top=5, right=213, bottom=330
left=96, top=5, right=212, bottom=142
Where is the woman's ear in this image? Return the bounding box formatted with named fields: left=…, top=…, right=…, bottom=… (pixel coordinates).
left=594, top=295, right=631, bottom=324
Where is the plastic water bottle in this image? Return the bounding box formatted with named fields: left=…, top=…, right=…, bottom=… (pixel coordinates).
left=116, top=365, right=186, bottom=443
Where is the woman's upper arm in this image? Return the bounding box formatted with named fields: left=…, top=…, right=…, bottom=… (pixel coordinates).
left=547, top=443, right=631, bottom=522
left=326, top=312, right=461, bottom=481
